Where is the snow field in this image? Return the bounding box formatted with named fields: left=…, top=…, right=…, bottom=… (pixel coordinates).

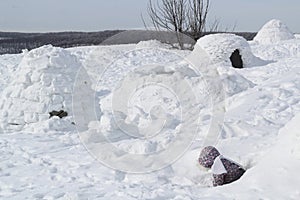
left=0, top=20, right=300, bottom=199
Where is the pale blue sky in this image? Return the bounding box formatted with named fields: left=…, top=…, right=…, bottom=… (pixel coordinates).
left=0, top=0, right=299, bottom=32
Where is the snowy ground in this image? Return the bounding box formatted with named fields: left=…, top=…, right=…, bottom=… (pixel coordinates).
left=1, top=29, right=300, bottom=199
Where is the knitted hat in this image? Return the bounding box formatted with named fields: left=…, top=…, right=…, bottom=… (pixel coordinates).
left=198, top=146, right=220, bottom=168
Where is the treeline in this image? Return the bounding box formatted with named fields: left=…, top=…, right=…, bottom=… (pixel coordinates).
left=0, top=30, right=257, bottom=55
left=0, top=30, right=123, bottom=54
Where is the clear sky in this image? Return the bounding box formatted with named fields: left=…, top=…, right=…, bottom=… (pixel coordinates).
left=0, top=0, right=299, bottom=33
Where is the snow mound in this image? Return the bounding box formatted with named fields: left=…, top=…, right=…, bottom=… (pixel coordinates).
left=254, top=19, right=295, bottom=45
left=136, top=40, right=171, bottom=49
left=0, top=45, right=82, bottom=131
left=193, top=33, right=267, bottom=67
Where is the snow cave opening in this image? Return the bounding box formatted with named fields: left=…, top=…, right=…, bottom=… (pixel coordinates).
left=230, top=49, right=243, bottom=69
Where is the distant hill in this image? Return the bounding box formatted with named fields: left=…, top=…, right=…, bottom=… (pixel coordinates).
left=0, top=30, right=257, bottom=55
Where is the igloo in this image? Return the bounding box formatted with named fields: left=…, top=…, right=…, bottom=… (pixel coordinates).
left=254, top=19, right=295, bottom=45
left=0, top=45, right=85, bottom=131
left=189, top=33, right=267, bottom=69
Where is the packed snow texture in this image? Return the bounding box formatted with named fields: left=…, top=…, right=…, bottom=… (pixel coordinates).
left=1, top=30, right=300, bottom=199
left=254, top=19, right=296, bottom=45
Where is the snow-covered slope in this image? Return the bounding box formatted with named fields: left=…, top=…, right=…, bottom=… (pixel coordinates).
left=1, top=34, right=300, bottom=199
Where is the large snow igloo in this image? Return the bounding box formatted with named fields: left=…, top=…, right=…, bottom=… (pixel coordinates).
left=191, top=33, right=267, bottom=68
left=0, top=45, right=82, bottom=131
left=254, top=19, right=295, bottom=45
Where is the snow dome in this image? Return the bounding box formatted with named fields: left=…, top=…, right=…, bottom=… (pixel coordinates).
left=254, top=19, right=295, bottom=45
left=190, top=33, right=266, bottom=68
left=0, top=45, right=83, bottom=131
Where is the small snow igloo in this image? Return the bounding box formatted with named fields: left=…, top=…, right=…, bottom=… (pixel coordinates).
left=254, top=19, right=295, bottom=45
left=191, top=33, right=266, bottom=68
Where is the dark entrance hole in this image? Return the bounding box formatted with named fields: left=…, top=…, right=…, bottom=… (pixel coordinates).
left=49, top=110, right=68, bottom=118
left=230, top=49, right=243, bottom=69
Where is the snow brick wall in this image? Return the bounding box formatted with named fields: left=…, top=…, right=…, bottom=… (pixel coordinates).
left=0, top=45, right=81, bottom=131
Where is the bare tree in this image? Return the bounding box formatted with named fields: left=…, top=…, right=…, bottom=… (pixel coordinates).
left=145, top=0, right=211, bottom=49
left=146, top=0, right=189, bottom=49
left=187, top=0, right=210, bottom=40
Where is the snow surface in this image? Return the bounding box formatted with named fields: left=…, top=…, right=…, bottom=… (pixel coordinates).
left=254, top=19, right=296, bottom=45
left=1, top=34, right=300, bottom=199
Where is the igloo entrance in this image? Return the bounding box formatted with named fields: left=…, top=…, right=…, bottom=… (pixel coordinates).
left=230, top=49, right=243, bottom=69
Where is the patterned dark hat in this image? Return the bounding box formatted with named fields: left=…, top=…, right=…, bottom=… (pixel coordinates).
left=198, top=146, right=220, bottom=168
